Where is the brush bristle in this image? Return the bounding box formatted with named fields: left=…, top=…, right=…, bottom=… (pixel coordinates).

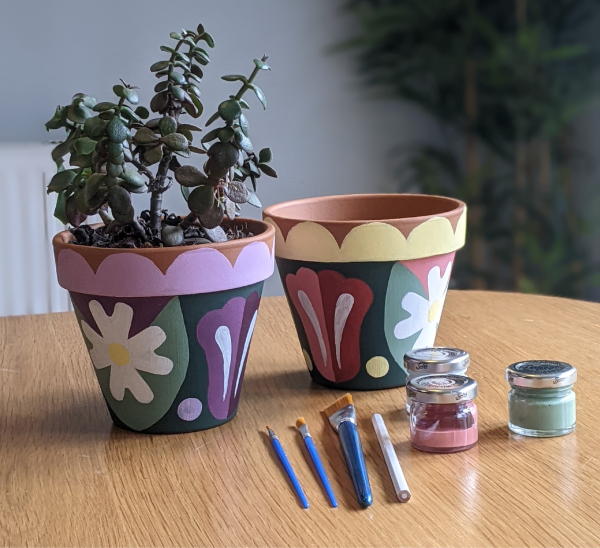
left=295, top=417, right=306, bottom=429
left=321, top=393, right=353, bottom=417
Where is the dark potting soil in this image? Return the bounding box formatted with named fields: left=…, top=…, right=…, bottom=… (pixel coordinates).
left=69, top=210, right=254, bottom=248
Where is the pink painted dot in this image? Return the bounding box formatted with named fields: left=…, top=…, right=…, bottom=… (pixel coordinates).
left=177, top=398, right=203, bottom=421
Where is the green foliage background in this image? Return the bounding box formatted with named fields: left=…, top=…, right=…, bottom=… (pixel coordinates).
left=341, top=0, right=600, bottom=297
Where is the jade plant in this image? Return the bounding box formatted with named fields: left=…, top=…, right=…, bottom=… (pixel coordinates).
left=45, top=23, right=276, bottom=247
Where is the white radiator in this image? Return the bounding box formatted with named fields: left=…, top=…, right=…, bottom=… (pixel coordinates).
left=0, top=143, right=72, bottom=317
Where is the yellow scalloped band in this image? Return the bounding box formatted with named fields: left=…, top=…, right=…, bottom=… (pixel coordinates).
left=265, top=209, right=466, bottom=262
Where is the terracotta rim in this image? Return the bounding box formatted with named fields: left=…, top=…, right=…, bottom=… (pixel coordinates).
left=52, top=217, right=275, bottom=257
left=262, top=193, right=465, bottom=225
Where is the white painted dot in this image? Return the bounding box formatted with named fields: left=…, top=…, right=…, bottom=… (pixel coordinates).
left=177, top=398, right=203, bottom=421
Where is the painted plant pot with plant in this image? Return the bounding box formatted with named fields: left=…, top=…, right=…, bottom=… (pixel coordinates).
left=47, top=23, right=278, bottom=434
left=263, top=194, right=466, bottom=390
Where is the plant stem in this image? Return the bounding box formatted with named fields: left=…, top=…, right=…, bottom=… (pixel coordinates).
left=149, top=151, right=172, bottom=236
left=98, top=208, right=113, bottom=226
left=235, top=56, right=267, bottom=100
left=179, top=211, right=197, bottom=231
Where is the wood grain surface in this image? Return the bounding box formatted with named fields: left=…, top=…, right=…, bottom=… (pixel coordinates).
left=0, top=291, right=599, bottom=547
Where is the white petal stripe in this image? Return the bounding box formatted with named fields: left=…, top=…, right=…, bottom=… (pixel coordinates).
left=215, top=326, right=232, bottom=401
left=334, top=293, right=354, bottom=369
left=235, top=311, right=258, bottom=397
left=298, top=290, right=328, bottom=367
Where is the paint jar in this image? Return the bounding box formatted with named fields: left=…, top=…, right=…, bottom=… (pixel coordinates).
left=506, top=360, right=577, bottom=438
left=408, top=374, right=478, bottom=453
left=404, top=347, right=470, bottom=412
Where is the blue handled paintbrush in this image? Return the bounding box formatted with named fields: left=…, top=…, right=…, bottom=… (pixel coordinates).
left=296, top=417, right=338, bottom=507
left=266, top=426, right=309, bottom=509
left=322, top=393, right=373, bottom=507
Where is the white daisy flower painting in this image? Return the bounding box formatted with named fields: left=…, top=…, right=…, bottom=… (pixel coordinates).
left=80, top=301, right=173, bottom=404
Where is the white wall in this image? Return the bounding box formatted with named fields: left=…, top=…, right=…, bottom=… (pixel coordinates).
left=0, top=0, right=435, bottom=300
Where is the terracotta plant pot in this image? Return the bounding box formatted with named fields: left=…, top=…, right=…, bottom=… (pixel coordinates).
left=263, top=194, right=466, bottom=390
left=53, top=219, right=275, bottom=434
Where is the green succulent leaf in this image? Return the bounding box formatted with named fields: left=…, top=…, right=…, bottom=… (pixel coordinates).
left=160, top=45, right=176, bottom=54
left=84, top=173, right=106, bottom=201
left=239, top=114, right=250, bottom=137
left=66, top=104, right=94, bottom=124
left=106, top=116, right=130, bottom=142
left=143, top=144, right=163, bottom=165
left=150, top=60, right=170, bottom=72
left=187, top=83, right=201, bottom=97
left=238, top=98, right=250, bottom=109
left=69, top=152, right=93, bottom=168
left=84, top=116, right=107, bottom=139
left=258, top=148, right=272, bottom=163
left=73, top=94, right=97, bottom=109
left=175, top=165, right=209, bottom=187
left=48, top=169, right=77, bottom=193
left=186, top=72, right=202, bottom=86
left=160, top=132, right=188, bottom=151
left=247, top=161, right=260, bottom=175
left=225, top=197, right=237, bottom=220
left=258, top=163, right=277, bottom=178
left=181, top=185, right=191, bottom=202
left=253, top=58, right=271, bottom=71
left=45, top=106, right=67, bottom=131
left=198, top=202, right=224, bottom=229
left=196, top=23, right=205, bottom=35
left=188, top=184, right=215, bottom=215
left=175, top=51, right=191, bottom=63
left=247, top=190, right=262, bottom=208
left=171, top=85, right=185, bottom=101
left=93, top=102, right=117, bottom=113
left=201, top=127, right=220, bottom=143
left=183, top=102, right=199, bottom=118
left=178, top=128, right=194, bottom=142
left=169, top=71, right=186, bottom=85
left=150, top=91, right=169, bottom=113
left=135, top=106, right=150, bottom=119
left=218, top=99, right=242, bottom=122
left=193, top=51, right=209, bottom=65
left=159, top=116, right=178, bottom=136
left=170, top=31, right=183, bottom=40
left=133, top=126, right=159, bottom=145
left=53, top=189, right=70, bottom=224
left=225, top=181, right=250, bottom=203
left=154, top=81, right=169, bottom=92
left=218, top=126, right=235, bottom=142
left=178, top=123, right=202, bottom=132
left=221, top=74, right=249, bottom=83
left=189, top=145, right=207, bottom=154
left=107, top=162, right=123, bottom=177
left=234, top=128, right=253, bottom=153
left=190, top=64, right=204, bottom=78
left=205, top=111, right=220, bottom=127
left=107, top=185, right=132, bottom=215
left=247, top=84, right=267, bottom=109
left=74, top=137, right=97, bottom=156
left=199, top=32, right=215, bottom=48
left=121, top=168, right=145, bottom=188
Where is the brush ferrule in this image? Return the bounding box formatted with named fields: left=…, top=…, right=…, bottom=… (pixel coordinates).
left=298, top=423, right=310, bottom=439
left=328, top=404, right=356, bottom=432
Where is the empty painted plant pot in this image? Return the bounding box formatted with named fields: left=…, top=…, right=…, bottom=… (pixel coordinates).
left=53, top=219, right=275, bottom=434
left=263, top=194, right=466, bottom=390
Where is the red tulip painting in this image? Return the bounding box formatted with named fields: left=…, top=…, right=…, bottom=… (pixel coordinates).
left=285, top=268, right=373, bottom=383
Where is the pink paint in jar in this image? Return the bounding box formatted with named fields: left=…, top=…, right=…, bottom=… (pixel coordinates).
left=407, top=374, right=478, bottom=453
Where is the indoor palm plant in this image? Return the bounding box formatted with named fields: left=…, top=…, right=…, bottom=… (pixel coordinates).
left=46, top=23, right=277, bottom=434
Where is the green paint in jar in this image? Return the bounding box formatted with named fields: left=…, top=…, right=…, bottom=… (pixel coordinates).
left=506, top=360, right=577, bottom=438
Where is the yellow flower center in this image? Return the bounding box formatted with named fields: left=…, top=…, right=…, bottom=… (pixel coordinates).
left=428, top=300, right=441, bottom=323
left=108, top=343, right=130, bottom=366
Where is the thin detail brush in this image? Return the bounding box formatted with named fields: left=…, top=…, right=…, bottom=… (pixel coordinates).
left=296, top=417, right=338, bottom=508
left=266, top=426, right=309, bottom=509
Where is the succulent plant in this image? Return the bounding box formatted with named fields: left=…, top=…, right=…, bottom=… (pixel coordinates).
left=45, top=23, right=276, bottom=247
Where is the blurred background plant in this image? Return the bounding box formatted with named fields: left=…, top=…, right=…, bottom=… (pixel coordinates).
left=340, top=0, right=600, bottom=297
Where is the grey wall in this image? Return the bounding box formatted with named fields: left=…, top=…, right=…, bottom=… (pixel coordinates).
left=0, top=0, right=435, bottom=296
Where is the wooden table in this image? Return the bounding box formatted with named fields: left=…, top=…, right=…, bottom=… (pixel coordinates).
left=1, top=291, right=599, bottom=547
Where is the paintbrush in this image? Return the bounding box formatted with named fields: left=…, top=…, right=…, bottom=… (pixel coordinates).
left=266, top=426, right=309, bottom=509
left=295, top=417, right=338, bottom=507
left=322, top=394, right=373, bottom=507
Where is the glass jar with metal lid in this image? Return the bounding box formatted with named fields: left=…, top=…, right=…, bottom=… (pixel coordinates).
left=506, top=360, right=577, bottom=438
left=407, top=374, right=478, bottom=453
left=404, top=348, right=470, bottom=412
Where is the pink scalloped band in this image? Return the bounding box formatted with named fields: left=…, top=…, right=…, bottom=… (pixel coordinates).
left=55, top=241, right=275, bottom=297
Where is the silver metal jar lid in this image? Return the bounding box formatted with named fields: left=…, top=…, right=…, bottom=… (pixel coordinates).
left=506, top=360, right=577, bottom=389
left=404, top=347, right=470, bottom=373
left=407, top=374, right=478, bottom=404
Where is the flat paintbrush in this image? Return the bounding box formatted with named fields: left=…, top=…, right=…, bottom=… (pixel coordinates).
left=322, top=393, right=373, bottom=507
left=295, top=417, right=338, bottom=507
